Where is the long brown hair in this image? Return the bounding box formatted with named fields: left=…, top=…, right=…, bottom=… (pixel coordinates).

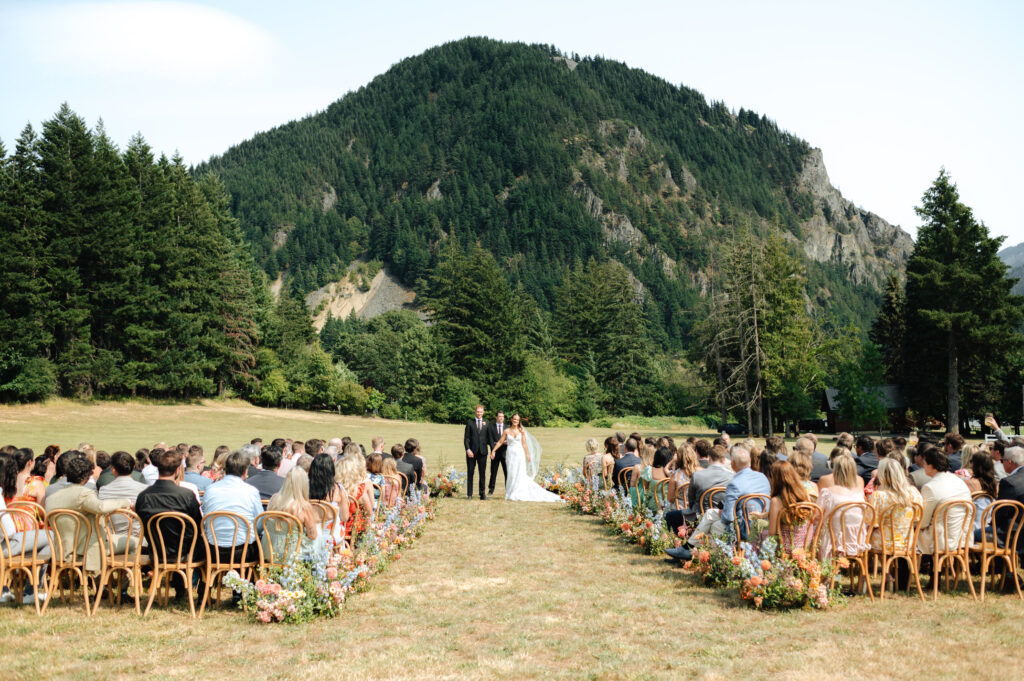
left=770, top=461, right=810, bottom=524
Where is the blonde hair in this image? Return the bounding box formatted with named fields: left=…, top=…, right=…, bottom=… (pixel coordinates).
left=875, top=457, right=915, bottom=507
left=269, top=467, right=312, bottom=517
left=640, top=443, right=656, bottom=467
left=343, top=442, right=362, bottom=457
left=381, top=456, right=398, bottom=477
left=960, top=444, right=979, bottom=472
left=676, top=444, right=699, bottom=479
left=584, top=438, right=599, bottom=455
left=788, top=449, right=812, bottom=481
left=336, top=452, right=367, bottom=495
left=832, top=453, right=859, bottom=489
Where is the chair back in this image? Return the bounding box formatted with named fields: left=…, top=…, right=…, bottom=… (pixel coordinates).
left=698, top=486, right=727, bottom=514
left=0, top=508, right=47, bottom=564
left=381, top=477, right=401, bottom=509
left=397, top=472, right=409, bottom=497
left=778, top=502, right=823, bottom=554
left=97, top=509, right=145, bottom=568
left=825, top=501, right=874, bottom=558
left=202, top=511, right=254, bottom=569
left=931, top=499, right=975, bottom=554
left=7, top=500, right=46, bottom=527
left=616, top=467, right=637, bottom=490
left=873, top=502, right=923, bottom=556
left=601, top=465, right=612, bottom=490
left=976, top=499, right=1024, bottom=556
left=255, top=511, right=303, bottom=569
left=311, top=501, right=339, bottom=539
left=371, top=483, right=385, bottom=519
left=971, top=491, right=995, bottom=504
left=48, top=508, right=92, bottom=571
left=674, top=482, right=689, bottom=510
left=145, top=511, right=202, bottom=569
left=651, top=479, right=669, bottom=509
left=733, top=493, right=770, bottom=541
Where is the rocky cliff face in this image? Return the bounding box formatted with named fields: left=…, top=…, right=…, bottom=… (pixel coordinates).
left=796, top=148, right=913, bottom=286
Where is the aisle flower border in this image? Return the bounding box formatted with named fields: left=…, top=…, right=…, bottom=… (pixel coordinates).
left=548, top=465, right=679, bottom=556
left=224, top=490, right=437, bottom=624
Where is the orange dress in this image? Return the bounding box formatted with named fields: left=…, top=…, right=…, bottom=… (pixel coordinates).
left=7, top=475, right=46, bottom=530
left=344, top=483, right=369, bottom=539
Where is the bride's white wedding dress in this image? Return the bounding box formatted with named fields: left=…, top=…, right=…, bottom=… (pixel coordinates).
left=504, top=431, right=562, bottom=502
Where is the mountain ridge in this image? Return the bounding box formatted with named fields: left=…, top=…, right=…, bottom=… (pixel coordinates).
left=199, top=37, right=913, bottom=339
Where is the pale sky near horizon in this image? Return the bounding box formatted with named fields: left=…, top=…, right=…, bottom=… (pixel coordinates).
left=2, top=0, right=1021, bottom=245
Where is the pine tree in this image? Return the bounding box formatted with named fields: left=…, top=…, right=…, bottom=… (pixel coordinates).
left=903, top=169, right=1024, bottom=433
left=869, top=273, right=906, bottom=383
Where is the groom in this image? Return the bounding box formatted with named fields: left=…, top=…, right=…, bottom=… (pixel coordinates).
left=487, top=410, right=507, bottom=496
left=463, top=404, right=489, bottom=500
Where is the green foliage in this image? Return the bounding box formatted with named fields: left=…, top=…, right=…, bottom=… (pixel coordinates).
left=902, top=169, right=1024, bottom=429
left=833, top=342, right=888, bottom=431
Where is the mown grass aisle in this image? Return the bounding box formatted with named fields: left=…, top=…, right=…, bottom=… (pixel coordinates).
left=2, top=495, right=1023, bottom=681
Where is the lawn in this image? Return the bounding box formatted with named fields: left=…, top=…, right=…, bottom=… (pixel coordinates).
left=1, top=401, right=1020, bottom=681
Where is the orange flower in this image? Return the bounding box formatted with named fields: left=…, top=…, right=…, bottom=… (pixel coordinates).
left=731, top=555, right=742, bottom=566
left=683, top=560, right=692, bottom=570
left=760, top=560, right=772, bottom=571
left=749, top=575, right=762, bottom=587
left=645, top=520, right=653, bottom=529
left=698, top=550, right=710, bottom=563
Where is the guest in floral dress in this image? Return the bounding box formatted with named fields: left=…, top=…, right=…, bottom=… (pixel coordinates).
left=767, top=461, right=813, bottom=554
left=869, top=458, right=923, bottom=553
left=817, top=454, right=868, bottom=559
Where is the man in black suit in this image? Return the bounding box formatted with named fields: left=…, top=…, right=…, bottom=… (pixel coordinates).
left=612, top=438, right=642, bottom=492
left=854, top=434, right=878, bottom=483
left=135, top=448, right=204, bottom=599
left=487, top=411, right=508, bottom=496
left=245, top=445, right=285, bottom=500
left=390, top=444, right=417, bottom=495
left=943, top=432, right=965, bottom=473
left=464, top=404, right=489, bottom=500
left=402, top=438, right=425, bottom=491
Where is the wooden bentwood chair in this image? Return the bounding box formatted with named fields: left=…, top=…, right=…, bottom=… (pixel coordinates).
left=94, top=509, right=149, bottom=615
left=926, top=500, right=976, bottom=601
left=43, top=509, right=94, bottom=615
left=824, top=501, right=875, bottom=601
left=868, top=502, right=924, bottom=601
left=970, top=499, right=1024, bottom=601
left=200, top=511, right=256, bottom=617
left=143, top=511, right=206, bottom=618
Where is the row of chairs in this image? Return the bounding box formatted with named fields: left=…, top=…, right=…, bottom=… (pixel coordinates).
left=0, top=502, right=363, bottom=618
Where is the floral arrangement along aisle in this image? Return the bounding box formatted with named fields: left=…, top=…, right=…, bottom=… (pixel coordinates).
left=427, top=466, right=465, bottom=497
left=224, top=492, right=436, bottom=623
left=549, top=467, right=681, bottom=556
left=687, top=533, right=844, bottom=610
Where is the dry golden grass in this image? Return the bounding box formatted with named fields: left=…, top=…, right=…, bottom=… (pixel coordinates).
left=1, top=401, right=1021, bottom=680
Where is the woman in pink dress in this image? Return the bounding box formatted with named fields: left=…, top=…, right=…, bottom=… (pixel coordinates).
left=817, top=453, right=867, bottom=559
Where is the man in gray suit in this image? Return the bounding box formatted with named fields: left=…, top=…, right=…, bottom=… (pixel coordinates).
left=663, top=445, right=734, bottom=540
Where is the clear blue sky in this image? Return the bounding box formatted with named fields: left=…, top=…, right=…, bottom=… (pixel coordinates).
left=2, top=0, right=1021, bottom=244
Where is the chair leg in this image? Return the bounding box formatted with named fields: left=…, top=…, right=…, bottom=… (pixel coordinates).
left=143, top=570, right=161, bottom=617
left=186, top=569, right=197, bottom=619
left=198, top=568, right=213, bottom=619
left=879, top=556, right=891, bottom=600
left=80, top=569, right=92, bottom=615
left=92, top=569, right=110, bottom=615
left=959, top=554, right=977, bottom=600
left=932, top=556, right=942, bottom=601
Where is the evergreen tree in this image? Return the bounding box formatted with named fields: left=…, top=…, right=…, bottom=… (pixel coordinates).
left=869, top=273, right=906, bottom=384
left=903, top=170, right=1024, bottom=433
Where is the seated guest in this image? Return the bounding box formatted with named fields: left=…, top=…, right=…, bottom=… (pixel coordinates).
left=90, top=451, right=111, bottom=489
left=767, top=461, right=813, bottom=553
left=305, top=439, right=324, bottom=457
left=943, top=432, right=966, bottom=475
left=667, top=444, right=699, bottom=509
left=694, top=439, right=712, bottom=469
left=765, top=436, right=788, bottom=462
left=202, top=450, right=264, bottom=543
left=392, top=444, right=417, bottom=494
left=601, top=437, right=619, bottom=481
left=402, top=439, right=426, bottom=491
left=996, top=446, right=1024, bottom=556
left=633, top=444, right=670, bottom=511
left=1, top=484, right=54, bottom=604
left=309, top=453, right=347, bottom=543
left=854, top=434, right=878, bottom=484
left=240, top=443, right=261, bottom=478
left=802, top=434, right=830, bottom=483
left=817, top=447, right=864, bottom=492
left=720, top=447, right=770, bottom=539
left=788, top=445, right=818, bottom=502
left=97, top=450, right=146, bottom=489
left=141, top=447, right=162, bottom=485
left=757, top=448, right=779, bottom=480
left=612, top=438, right=643, bottom=492
left=915, top=447, right=972, bottom=555
left=366, top=453, right=384, bottom=502
left=44, top=450, right=83, bottom=501
left=204, top=446, right=231, bottom=482
left=817, top=453, right=867, bottom=559
left=18, top=455, right=52, bottom=506
left=267, top=467, right=324, bottom=558
left=275, top=439, right=297, bottom=478
left=581, top=438, right=603, bottom=479
left=965, top=450, right=998, bottom=539
left=379, top=456, right=401, bottom=508
left=295, top=454, right=313, bottom=472
left=45, top=455, right=133, bottom=574
left=136, top=449, right=204, bottom=599
left=868, top=457, right=923, bottom=553
left=245, top=445, right=285, bottom=500
left=98, top=451, right=149, bottom=538
left=184, top=446, right=212, bottom=493
left=337, top=452, right=374, bottom=539
left=665, top=445, right=734, bottom=545
left=909, top=446, right=932, bottom=489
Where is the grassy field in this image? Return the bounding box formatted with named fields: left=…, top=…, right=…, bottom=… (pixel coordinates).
left=1, top=401, right=1021, bottom=681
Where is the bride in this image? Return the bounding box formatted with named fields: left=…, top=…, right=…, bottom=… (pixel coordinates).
left=490, top=413, right=562, bottom=502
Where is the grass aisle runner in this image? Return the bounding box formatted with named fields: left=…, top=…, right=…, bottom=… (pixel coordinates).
left=3, top=496, right=1023, bottom=681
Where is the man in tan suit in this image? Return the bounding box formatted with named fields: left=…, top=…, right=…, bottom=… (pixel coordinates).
left=917, top=447, right=972, bottom=554
left=44, top=455, right=133, bottom=573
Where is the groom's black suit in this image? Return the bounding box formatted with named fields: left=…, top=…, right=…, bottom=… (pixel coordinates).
left=464, top=417, right=489, bottom=499
left=487, top=421, right=508, bottom=495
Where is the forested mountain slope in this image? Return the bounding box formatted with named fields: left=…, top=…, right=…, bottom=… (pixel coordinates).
left=200, top=37, right=912, bottom=344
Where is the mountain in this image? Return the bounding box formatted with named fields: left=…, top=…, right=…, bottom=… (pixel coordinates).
left=199, top=37, right=912, bottom=343
left=998, top=242, right=1024, bottom=295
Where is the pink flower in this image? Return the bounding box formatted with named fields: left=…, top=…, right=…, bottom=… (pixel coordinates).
left=257, top=610, right=272, bottom=623
left=326, top=567, right=338, bottom=580
left=271, top=583, right=282, bottom=595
